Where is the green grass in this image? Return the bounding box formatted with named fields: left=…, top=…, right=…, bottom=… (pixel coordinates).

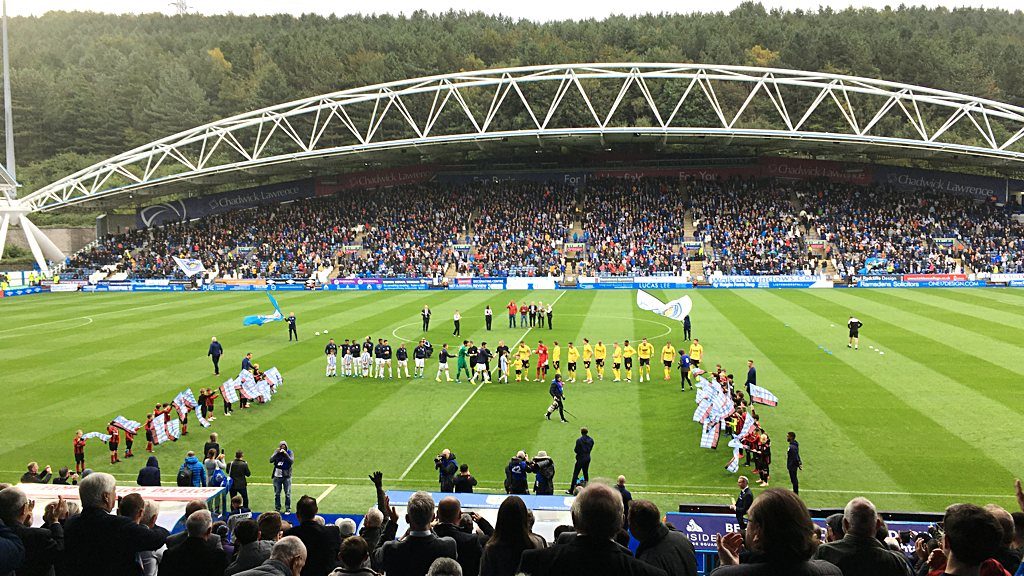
left=1, top=288, right=1022, bottom=516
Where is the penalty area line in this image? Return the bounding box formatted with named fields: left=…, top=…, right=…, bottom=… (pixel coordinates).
left=398, top=290, right=567, bottom=481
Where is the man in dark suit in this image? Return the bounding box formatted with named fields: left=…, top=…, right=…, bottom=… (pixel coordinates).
left=787, top=432, right=802, bottom=494
left=518, top=484, right=666, bottom=576
left=63, top=473, right=168, bottom=576
left=567, top=428, right=594, bottom=494
left=208, top=337, right=224, bottom=375
left=730, top=476, right=754, bottom=529
left=433, top=496, right=483, bottom=576
left=0, top=486, right=63, bottom=576
left=159, top=510, right=227, bottom=576
left=287, top=313, right=298, bottom=341
left=373, top=491, right=456, bottom=576
left=283, top=495, right=341, bottom=576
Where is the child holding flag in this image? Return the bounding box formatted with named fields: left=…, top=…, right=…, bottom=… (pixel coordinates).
left=73, top=430, right=87, bottom=473
left=106, top=421, right=121, bottom=465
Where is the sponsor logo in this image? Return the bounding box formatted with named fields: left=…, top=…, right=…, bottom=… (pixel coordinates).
left=686, top=519, right=703, bottom=533
left=138, top=200, right=188, bottom=227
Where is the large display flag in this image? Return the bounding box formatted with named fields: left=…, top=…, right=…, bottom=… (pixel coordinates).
left=243, top=292, right=285, bottom=326
left=749, top=384, right=779, bottom=407
left=112, top=416, right=142, bottom=435
left=152, top=417, right=169, bottom=444
left=166, top=418, right=181, bottom=440
left=172, top=256, right=206, bottom=277
left=699, top=422, right=720, bottom=449
left=263, top=367, right=283, bottom=388
left=220, top=379, right=239, bottom=404
left=257, top=381, right=273, bottom=403
left=173, top=389, right=198, bottom=416
left=81, top=431, right=112, bottom=442
left=194, top=407, right=211, bottom=428
left=636, top=289, right=693, bottom=321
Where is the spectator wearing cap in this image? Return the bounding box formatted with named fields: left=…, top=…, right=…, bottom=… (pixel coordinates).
left=158, top=510, right=227, bottom=576
left=283, top=495, right=341, bottom=576
left=233, top=535, right=307, bottom=576
left=814, top=497, right=910, bottom=576
left=227, top=519, right=274, bottom=576
left=374, top=491, right=457, bottom=576
left=712, top=488, right=841, bottom=576
left=629, top=499, right=697, bottom=576
left=518, top=483, right=666, bottom=576
left=0, top=486, right=64, bottom=576
left=63, top=472, right=169, bottom=576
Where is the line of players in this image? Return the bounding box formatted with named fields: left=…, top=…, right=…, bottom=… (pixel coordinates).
left=323, top=334, right=709, bottom=389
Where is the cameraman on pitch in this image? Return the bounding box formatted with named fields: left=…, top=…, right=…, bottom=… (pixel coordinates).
left=435, top=448, right=458, bottom=493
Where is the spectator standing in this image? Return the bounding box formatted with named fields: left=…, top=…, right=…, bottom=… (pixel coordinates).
left=712, top=488, right=841, bottom=576
left=434, top=497, right=484, bottom=576
left=485, top=306, right=493, bottom=331
left=284, top=496, right=341, bottom=576
left=20, top=463, right=52, bottom=484
left=518, top=484, right=666, bottom=576
left=63, top=472, right=168, bottom=576
left=814, top=497, right=913, bottom=576
left=209, top=337, right=224, bottom=375
left=787, top=432, right=802, bottom=494
left=331, top=536, right=378, bottom=576
left=178, top=451, right=207, bottom=487
left=454, top=464, right=478, bottom=494
left=481, top=496, right=541, bottom=576
left=731, top=477, right=753, bottom=530
left=270, top=442, right=295, bottom=514
left=545, top=304, right=553, bottom=330
left=930, top=504, right=1003, bottom=576
left=230, top=450, right=253, bottom=509
left=136, top=456, right=161, bottom=486
left=630, top=499, right=698, bottom=576
left=158, top=510, right=227, bottom=576
left=984, top=505, right=1021, bottom=574
left=615, top=476, right=632, bottom=529
left=0, top=486, right=64, bottom=576
left=507, top=301, right=517, bottom=328
left=52, top=467, right=78, bottom=486
left=373, top=491, right=457, bottom=576
left=203, top=433, right=222, bottom=458
left=233, top=536, right=307, bottom=576
left=0, top=516, right=25, bottom=575
left=227, top=520, right=274, bottom=576
left=567, top=428, right=594, bottom=495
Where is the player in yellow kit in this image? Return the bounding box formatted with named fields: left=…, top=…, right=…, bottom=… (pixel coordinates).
left=611, top=342, right=623, bottom=381
left=594, top=340, right=607, bottom=380
left=566, top=342, right=580, bottom=382
left=637, top=338, right=654, bottom=382
left=551, top=341, right=561, bottom=373
left=689, top=338, right=704, bottom=369
left=622, top=340, right=636, bottom=382
left=582, top=338, right=595, bottom=383
left=661, top=341, right=676, bottom=381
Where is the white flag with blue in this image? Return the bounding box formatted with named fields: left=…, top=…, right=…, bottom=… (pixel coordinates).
left=81, top=431, right=112, bottom=442
left=749, top=384, right=779, bottom=407
left=220, top=379, right=239, bottom=404
left=636, top=289, right=692, bottom=321
left=243, top=292, right=285, bottom=326
left=264, top=367, right=284, bottom=388
left=172, top=256, right=206, bottom=277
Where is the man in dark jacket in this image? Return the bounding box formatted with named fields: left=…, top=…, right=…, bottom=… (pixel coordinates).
left=233, top=536, right=307, bottom=576
left=434, top=450, right=458, bottom=493
left=731, top=476, right=754, bottom=530
left=63, top=472, right=168, bottom=576
left=226, top=520, right=274, bottom=576
left=0, top=486, right=64, bottom=576
left=159, top=510, right=227, bottom=576
left=163, top=501, right=224, bottom=551
left=567, top=428, right=594, bottom=494
left=20, top=463, right=52, bottom=484
left=505, top=452, right=530, bottom=495
left=373, top=491, right=456, bottom=576
left=518, top=484, right=666, bottom=576
left=283, top=496, right=340, bottom=576
left=787, top=432, right=802, bottom=494
left=137, top=456, right=161, bottom=486
left=433, top=497, right=483, bottom=576
left=629, top=500, right=697, bottom=576
left=229, top=451, right=252, bottom=509
left=209, top=337, right=224, bottom=375
left=530, top=452, right=556, bottom=496
left=814, top=498, right=910, bottom=576
left=0, top=516, right=25, bottom=575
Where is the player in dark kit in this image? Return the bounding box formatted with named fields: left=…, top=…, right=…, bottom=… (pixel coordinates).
left=287, top=312, right=298, bottom=341
left=545, top=373, right=568, bottom=422
left=847, top=316, right=863, bottom=350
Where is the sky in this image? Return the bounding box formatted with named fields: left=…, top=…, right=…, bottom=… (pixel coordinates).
left=4, top=0, right=1022, bottom=19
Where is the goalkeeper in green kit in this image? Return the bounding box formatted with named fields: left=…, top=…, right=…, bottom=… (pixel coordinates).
left=456, top=340, right=472, bottom=382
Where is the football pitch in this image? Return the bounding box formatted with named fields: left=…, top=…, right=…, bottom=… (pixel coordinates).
left=2, top=288, right=1022, bottom=515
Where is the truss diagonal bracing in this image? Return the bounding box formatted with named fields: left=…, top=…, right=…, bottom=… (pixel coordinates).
left=17, top=63, right=1024, bottom=212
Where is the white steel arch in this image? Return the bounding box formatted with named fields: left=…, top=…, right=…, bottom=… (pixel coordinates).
left=15, top=63, right=1024, bottom=212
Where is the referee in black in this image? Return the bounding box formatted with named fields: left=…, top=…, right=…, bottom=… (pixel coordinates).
left=287, top=312, right=298, bottom=341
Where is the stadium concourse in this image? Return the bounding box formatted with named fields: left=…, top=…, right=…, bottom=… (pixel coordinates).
left=57, top=175, right=1024, bottom=284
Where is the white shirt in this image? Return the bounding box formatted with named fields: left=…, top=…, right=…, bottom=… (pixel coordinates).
left=454, top=313, right=461, bottom=321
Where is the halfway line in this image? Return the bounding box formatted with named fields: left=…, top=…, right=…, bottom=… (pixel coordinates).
left=398, top=290, right=567, bottom=480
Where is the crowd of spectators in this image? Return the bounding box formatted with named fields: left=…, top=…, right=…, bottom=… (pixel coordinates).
left=3, top=466, right=1024, bottom=576
left=61, top=176, right=1024, bottom=281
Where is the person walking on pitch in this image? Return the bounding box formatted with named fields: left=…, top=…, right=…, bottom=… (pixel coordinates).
left=545, top=373, right=568, bottom=422
left=661, top=341, right=676, bottom=381
left=622, top=340, right=636, bottom=382
left=436, top=343, right=454, bottom=382
left=582, top=338, right=594, bottom=383
left=637, top=338, right=654, bottom=382
left=683, top=314, right=691, bottom=340
left=679, top=348, right=692, bottom=391
left=396, top=343, right=410, bottom=378
left=414, top=340, right=428, bottom=378
left=566, top=342, right=580, bottom=382
left=567, top=427, right=594, bottom=494
left=847, top=316, right=863, bottom=350
left=484, top=305, right=493, bottom=331
left=455, top=340, right=471, bottom=382
left=452, top=310, right=461, bottom=336
left=208, top=337, right=223, bottom=375
left=611, top=342, right=623, bottom=382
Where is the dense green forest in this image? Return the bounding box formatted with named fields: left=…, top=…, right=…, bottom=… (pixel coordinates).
left=3, top=2, right=1024, bottom=194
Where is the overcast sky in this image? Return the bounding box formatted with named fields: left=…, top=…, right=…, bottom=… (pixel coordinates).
left=4, top=0, right=1022, bottom=18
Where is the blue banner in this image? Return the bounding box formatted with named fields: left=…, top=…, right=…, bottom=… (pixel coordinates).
left=136, top=179, right=315, bottom=228
left=1, top=286, right=43, bottom=297
left=1010, top=280, right=1024, bottom=288
left=449, top=278, right=506, bottom=290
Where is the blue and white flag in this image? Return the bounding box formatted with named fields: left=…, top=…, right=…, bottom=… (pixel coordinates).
left=166, top=418, right=181, bottom=440
left=194, top=407, right=211, bottom=428
left=152, top=418, right=169, bottom=444
left=243, top=292, right=285, bottom=326
left=112, top=416, right=142, bottom=435
left=220, top=379, right=239, bottom=404
left=263, top=367, right=283, bottom=388
left=636, top=290, right=692, bottom=321
left=699, top=422, right=720, bottom=449
left=749, top=384, right=779, bottom=407
left=172, top=256, right=206, bottom=277
left=726, top=454, right=740, bottom=474
left=81, top=431, right=112, bottom=442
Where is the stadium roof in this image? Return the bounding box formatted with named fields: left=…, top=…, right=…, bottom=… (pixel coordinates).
left=13, top=63, right=1024, bottom=212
